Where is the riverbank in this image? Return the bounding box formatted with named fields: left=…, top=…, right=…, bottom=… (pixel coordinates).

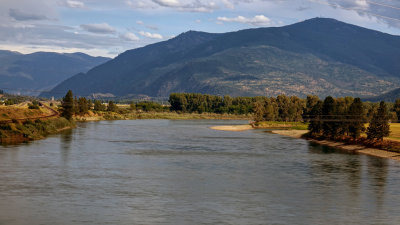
left=0, top=117, right=74, bottom=144
left=270, top=130, right=400, bottom=161
left=210, top=123, right=400, bottom=161
left=75, top=111, right=252, bottom=121
left=210, top=121, right=308, bottom=132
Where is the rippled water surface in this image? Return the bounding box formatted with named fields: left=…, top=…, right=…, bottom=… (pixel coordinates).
left=1, top=120, right=400, bottom=225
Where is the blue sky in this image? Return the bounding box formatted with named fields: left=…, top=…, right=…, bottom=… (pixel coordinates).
left=1, top=0, right=400, bottom=57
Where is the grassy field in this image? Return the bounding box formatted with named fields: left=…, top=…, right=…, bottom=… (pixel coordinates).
left=0, top=103, right=55, bottom=121
left=387, top=123, right=400, bottom=141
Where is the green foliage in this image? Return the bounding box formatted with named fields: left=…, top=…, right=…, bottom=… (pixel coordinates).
left=348, top=98, right=365, bottom=138
left=28, top=100, right=40, bottom=109
left=4, top=99, right=15, bottom=106
left=94, top=100, right=106, bottom=111
left=61, top=90, right=74, bottom=120
left=1, top=117, right=74, bottom=142
left=78, top=97, right=89, bottom=115
left=308, top=100, right=323, bottom=135
left=107, top=101, right=117, bottom=112
left=169, top=93, right=254, bottom=114
left=135, top=102, right=168, bottom=112
left=367, top=101, right=390, bottom=141
left=393, top=99, right=400, bottom=121
left=322, top=96, right=339, bottom=138
left=87, top=99, right=93, bottom=110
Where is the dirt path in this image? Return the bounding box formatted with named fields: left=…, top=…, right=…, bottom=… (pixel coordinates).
left=0, top=102, right=59, bottom=124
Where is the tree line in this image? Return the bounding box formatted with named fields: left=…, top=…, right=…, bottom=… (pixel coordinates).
left=307, top=96, right=390, bottom=141
left=169, top=93, right=393, bottom=141
left=61, top=90, right=169, bottom=120
left=60, top=91, right=394, bottom=141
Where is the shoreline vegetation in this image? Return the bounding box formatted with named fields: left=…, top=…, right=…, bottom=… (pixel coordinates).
left=2, top=90, right=400, bottom=164
left=211, top=125, right=400, bottom=161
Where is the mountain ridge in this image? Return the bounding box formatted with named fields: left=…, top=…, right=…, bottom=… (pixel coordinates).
left=0, top=50, right=110, bottom=96
left=41, top=18, right=400, bottom=98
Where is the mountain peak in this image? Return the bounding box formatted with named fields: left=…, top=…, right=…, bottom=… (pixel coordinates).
left=43, top=17, right=400, bottom=98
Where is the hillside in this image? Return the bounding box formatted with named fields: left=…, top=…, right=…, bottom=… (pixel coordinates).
left=364, top=88, right=400, bottom=102
left=42, top=18, right=400, bottom=98
left=0, top=51, right=110, bottom=96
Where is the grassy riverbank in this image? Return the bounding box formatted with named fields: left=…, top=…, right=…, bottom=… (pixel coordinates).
left=0, top=117, right=74, bottom=144
left=75, top=111, right=252, bottom=121
left=253, top=121, right=308, bottom=130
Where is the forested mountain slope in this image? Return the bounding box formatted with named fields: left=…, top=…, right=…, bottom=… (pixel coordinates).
left=42, top=18, right=400, bottom=98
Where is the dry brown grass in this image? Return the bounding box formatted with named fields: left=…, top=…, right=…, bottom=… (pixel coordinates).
left=0, top=104, right=53, bottom=121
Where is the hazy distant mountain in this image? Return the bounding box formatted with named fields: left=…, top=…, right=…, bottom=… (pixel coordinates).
left=364, top=88, right=400, bottom=102
left=0, top=51, right=110, bottom=96
left=42, top=18, right=400, bottom=98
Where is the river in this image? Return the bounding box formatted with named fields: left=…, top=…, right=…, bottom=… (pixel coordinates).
left=1, top=120, right=400, bottom=225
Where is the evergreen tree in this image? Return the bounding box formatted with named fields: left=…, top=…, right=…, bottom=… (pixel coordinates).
left=304, top=95, right=320, bottom=121
left=73, top=97, right=79, bottom=114
left=367, top=101, right=390, bottom=141
left=61, top=90, right=74, bottom=120
left=78, top=97, right=88, bottom=114
left=322, top=96, right=339, bottom=138
left=87, top=99, right=93, bottom=110
left=308, top=100, right=323, bottom=136
left=348, top=98, right=365, bottom=138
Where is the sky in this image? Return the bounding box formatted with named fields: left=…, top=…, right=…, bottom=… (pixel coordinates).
left=1, top=0, right=400, bottom=57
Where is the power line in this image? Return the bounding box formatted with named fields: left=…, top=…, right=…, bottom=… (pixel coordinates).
left=366, top=0, right=400, bottom=11
left=308, top=0, right=400, bottom=23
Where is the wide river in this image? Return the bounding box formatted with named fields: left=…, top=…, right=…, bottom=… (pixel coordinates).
left=1, top=120, right=400, bottom=225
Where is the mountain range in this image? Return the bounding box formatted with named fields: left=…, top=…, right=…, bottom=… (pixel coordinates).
left=0, top=51, right=109, bottom=96
left=37, top=18, right=400, bottom=99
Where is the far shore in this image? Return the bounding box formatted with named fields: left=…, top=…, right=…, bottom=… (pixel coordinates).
left=210, top=125, right=400, bottom=162
left=272, top=130, right=400, bottom=161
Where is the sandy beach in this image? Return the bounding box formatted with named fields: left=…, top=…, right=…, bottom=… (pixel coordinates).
left=210, top=125, right=254, bottom=131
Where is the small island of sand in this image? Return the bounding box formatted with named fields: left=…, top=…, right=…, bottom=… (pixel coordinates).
left=210, top=125, right=254, bottom=131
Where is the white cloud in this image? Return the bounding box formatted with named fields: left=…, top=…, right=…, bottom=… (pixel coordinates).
left=136, top=20, right=144, bottom=25
left=120, top=32, right=140, bottom=41
left=152, top=0, right=181, bottom=7
left=8, top=9, right=48, bottom=21
left=217, top=15, right=272, bottom=26
left=126, top=0, right=156, bottom=9
left=148, top=0, right=218, bottom=12
left=355, top=0, right=368, bottom=7
left=65, top=0, right=85, bottom=9
left=139, top=31, right=163, bottom=39
left=221, top=0, right=235, bottom=9
left=80, top=23, right=116, bottom=34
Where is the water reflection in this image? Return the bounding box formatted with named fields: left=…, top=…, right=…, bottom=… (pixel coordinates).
left=366, top=157, right=388, bottom=214
left=0, top=120, right=399, bottom=225
left=60, top=129, right=73, bottom=165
